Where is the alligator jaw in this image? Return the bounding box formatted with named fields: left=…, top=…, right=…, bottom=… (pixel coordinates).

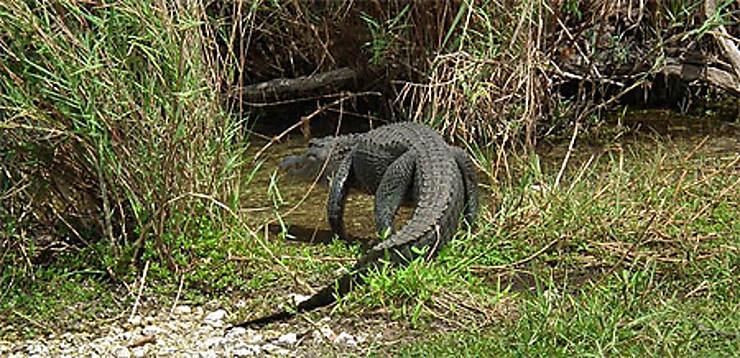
left=279, top=155, right=303, bottom=171
left=279, top=154, right=316, bottom=178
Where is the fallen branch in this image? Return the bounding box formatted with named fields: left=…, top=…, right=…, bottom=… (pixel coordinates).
left=229, top=67, right=357, bottom=102
left=704, top=0, right=740, bottom=79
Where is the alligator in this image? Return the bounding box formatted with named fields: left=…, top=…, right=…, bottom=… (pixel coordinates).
left=231, top=122, right=478, bottom=328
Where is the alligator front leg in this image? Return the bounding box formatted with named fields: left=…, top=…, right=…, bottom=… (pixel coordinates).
left=374, top=151, right=417, bottom=237
left=328, top=149, right=355, bottom=238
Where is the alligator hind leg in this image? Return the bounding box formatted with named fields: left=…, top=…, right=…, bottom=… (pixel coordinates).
left=374, top=151, right=417, bottom=237
left=451, top=147, right=478, bottom=225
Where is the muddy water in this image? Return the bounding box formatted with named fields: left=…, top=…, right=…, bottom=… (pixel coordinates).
left=241, top=110, right=739, bottom=240
left=240, top=136, right=414, bottom=243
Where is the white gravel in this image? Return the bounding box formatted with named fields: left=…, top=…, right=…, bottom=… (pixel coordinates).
left=0, top=305, right=366, bottom=357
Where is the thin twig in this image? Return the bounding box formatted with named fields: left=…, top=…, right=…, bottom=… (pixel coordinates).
left=555, top=122, right=579, bottom=187
left=170, top=274, right=185, bottom=314
left=130, top=260, right=149, bottom=320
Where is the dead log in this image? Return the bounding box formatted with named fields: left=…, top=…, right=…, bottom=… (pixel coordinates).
left=228, top=67, right=357, bottom=104
left=662, top=62, right=740, bottom=97
left=705, top=0, right=740, bottom=80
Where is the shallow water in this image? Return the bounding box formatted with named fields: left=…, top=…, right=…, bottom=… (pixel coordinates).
left=242, top=110, right=739, bottom=241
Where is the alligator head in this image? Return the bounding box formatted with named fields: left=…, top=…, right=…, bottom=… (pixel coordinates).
left=279, top=135, right=355, bottom=185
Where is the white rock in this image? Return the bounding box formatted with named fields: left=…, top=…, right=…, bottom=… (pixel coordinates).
left=144, top=316, right=155, bottom=324
left=174, top=305, right=192, bottom=314
left=199, top=337, right=225, bottom=349
left=132, top=346, right=148, bottom=358
left=290, top=293, right=311, bottom=304
left=334, top=332, right=357, bottom=347
left=142, top=325, right=166, bottom=336
left=204, top=319, right=223, bottom=328
left=25, top=343, right=47, bottom=354
left=356, top=333, right=368, bottom=344
left=247, top=345, right=261, bottom=355
left=116, top=331, right=133, bottom=341
left=198, top=350, right=218, bottom=358
left=225, top=326, right=247, bottom=338
left=112, top=346, right=131, bottom=358
left=128, top=316, right=142, bottom=326
left=277, top=332, right=297, bottom=347
left=262, top=343, right=279, bottom=352
left=320, top=326, right=336, bottom=340
left=246, top=333, right=263, bottom=344
left=204, top=309, right=227, bottom=322
left=233, top=348, right=255, bottom=356
left=60, top=332, right=75, bottom=341
left=158, top=346, right=178, bottom=355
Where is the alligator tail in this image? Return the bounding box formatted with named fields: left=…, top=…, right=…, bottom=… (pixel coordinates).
left=228, top=251, right=383, bottom=329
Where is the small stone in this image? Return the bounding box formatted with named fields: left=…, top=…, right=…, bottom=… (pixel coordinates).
left=233, top=348, right=255, bottom=356
left=132, top=346, right=148, bottom=358
left=144, top=316, right=155, bottom=324
left=26, top=343, right=47, bottom=354
left=290, top=293, right=311, bottom=305
left=261, top=343, right=279, bottom=352
left=334, top=332, right=357, bottom=347
left=158, top=346, right=178, bottom=355
left=246, top=333, right=263, bottom=344
left=277, top=332, right=297, bottom=347
left=320, top=326, right=336, bottom=340
left=174, top=305, right=191, bottom=314
left=204, top=309, right=227, bottom=322
left=112, top=346, right=131, bottom=358
left=200, top=337, right=225, bottom=349
left=142, top=325, right=166, bottom=336
left=225, top=326, right=247, bottom=338
left=207, top=320, right=224, bottom=328
left=199, top=350, right=218, bottom=358
left=117, top=331, right=133, bottom=341
left=128, top=316, right=142, bottom=326
left=356, top=333, right=368, bottom=344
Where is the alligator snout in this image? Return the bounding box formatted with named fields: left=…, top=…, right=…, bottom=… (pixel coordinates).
left=279, top=155, right=303, bottom=171
left=279, top=154, right=322, bottom=180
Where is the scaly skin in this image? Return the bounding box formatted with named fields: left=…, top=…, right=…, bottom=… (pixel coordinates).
left=230, top=122, right=477, bottom=328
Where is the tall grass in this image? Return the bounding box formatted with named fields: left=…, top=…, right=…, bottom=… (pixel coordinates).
left=0, top=1, right=246, bottom=281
